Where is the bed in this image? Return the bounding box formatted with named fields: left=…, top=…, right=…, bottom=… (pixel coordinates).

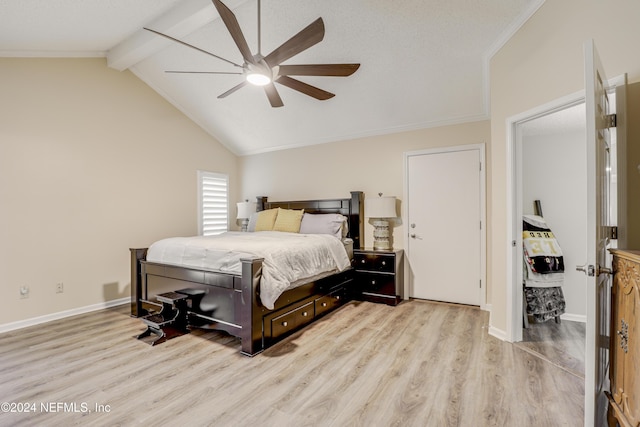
left=130, top=191, right=363, bottom=356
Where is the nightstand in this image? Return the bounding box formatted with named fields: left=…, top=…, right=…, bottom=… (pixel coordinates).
left=353, top=248, right=403, bottom=305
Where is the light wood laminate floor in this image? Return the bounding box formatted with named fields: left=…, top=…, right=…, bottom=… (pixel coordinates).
left=518, top=318, right=586, bottom=379
left=0, top=300, right=584, bottom=426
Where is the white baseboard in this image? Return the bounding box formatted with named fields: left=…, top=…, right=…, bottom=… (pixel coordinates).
left=561, top=313, right=586, bottom=323
left=0, top=297, right=131, bottom=334
left=483, top=303, right=584, bottom=342
left=484, top=303, right=508, bottom=341
left=488, top=325, right=508, bottom=341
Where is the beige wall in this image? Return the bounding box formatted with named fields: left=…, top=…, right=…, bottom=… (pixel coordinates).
left=239, top=120, right=491, bottom=293
left=489, top=0, right=640, bottom=333
left=5, top=0, right=640, bottom=334
left=0, top=58, right=237, bottom=325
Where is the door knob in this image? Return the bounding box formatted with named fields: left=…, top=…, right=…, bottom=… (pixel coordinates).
left=576, top=264, right=595, bottom=277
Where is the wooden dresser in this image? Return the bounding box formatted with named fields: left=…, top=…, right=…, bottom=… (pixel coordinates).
left=607, top=249, right=640, bottom=427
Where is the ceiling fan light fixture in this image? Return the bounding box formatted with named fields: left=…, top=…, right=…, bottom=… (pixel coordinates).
left=150, top=0, right=360, bottom=107
left=246, top=72, right=271, bottom=86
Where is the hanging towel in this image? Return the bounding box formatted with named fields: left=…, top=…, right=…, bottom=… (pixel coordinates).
left=523, top=214, right=564, bottom=288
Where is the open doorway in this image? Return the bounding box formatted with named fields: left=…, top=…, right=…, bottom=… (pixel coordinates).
left=508, top=88, right=621, bottom=379
left=516, top=102, right=588, bottom=378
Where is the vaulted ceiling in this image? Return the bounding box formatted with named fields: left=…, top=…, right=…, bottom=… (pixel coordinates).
left=0, top=0, right=544, bottom=155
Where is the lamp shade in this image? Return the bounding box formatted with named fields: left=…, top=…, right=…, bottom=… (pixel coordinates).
left=365, top=196, right=397, bottom=218
left=236, top=201, right=256, bottom=219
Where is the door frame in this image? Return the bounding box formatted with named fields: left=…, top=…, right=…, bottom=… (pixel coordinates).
left=505, top=91, right=585, bottom=343
left=403, top=143, right=487, bottom=309
left=506, top=74, right=627, bottom=343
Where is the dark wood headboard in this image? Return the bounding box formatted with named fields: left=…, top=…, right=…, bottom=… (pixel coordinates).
left=256, top=191, right=364, bottom=249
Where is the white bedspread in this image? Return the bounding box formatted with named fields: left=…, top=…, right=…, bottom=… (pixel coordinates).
left=146, top=231, right=351, bottom=309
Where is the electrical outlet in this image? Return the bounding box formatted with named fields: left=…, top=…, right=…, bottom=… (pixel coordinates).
left=20, top=286, right=29, bottom=299
left=56, top=282, right=64, bottom=294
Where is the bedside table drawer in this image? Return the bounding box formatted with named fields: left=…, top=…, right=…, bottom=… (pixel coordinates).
left=354, top=253, right=395, bottom=273
left=358, top=272, right=396, bottom=297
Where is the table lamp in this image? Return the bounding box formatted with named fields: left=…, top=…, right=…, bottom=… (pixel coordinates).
left=236, top=200, right=256, bottom=232
left=365, top=193, right=397, bottom=250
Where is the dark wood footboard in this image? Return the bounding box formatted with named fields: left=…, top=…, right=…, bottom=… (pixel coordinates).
left=130, top=248, right=147, bottom=317
left=130, top=251, right=354, bottom=356
left=239, top=257, right=264, bottom=356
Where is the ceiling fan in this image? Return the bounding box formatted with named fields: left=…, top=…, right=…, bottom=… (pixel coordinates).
left=144, top=0, right=360, bottom=108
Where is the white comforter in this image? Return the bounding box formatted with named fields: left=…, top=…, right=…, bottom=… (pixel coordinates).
left=146, top=231, right=351, bottom=309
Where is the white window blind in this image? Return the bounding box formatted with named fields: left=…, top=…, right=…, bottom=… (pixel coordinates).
left=198, top=171, right=228, bottom=236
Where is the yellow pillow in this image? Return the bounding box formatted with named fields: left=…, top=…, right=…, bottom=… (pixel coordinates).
left=273, top=208, right=304, bottom=233
left=254, top=208, right=279, bottom=231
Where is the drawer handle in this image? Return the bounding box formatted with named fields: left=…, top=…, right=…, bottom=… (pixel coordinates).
left=335, top=295, right=341, bottom=300
left=618, top=319, right=629, bottom=353
left=371, top=280, right=376, bottom=285
left=282, top=321, right=288, bottom=327
left=381, top=261, right=386, bottom=266
left=302, top=311, right=308, bottom=317
left=361, top=259, right=366, bottom=264
left=321, top=302, right=328, bottom=307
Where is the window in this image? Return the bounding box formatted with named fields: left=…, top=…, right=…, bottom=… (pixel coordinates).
left=198, top=171, right=228, bottom=236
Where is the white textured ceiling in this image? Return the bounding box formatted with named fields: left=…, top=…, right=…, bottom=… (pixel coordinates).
left=0, top=0, right=544, bottom=155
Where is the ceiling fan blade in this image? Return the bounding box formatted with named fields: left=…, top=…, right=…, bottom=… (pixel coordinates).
left=264, top=18, right=325, bottom=67
left=166, top=71, right=243, bottom=75
left=278, top=64, right=360, bottom=77
left=275, top=76, right=334, bottom=100
left=263, top=83, right=284, bottom=107
left=144, top=27, right=242, bottom=68
left=218, top=81, right=248, bottom=98
left=212, top=0, right=256, bottom=65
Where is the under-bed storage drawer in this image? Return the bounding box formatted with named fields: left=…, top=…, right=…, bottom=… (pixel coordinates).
left=268, top=301, right=315, bottom=339
left=315, top=287, right=346, bottom=316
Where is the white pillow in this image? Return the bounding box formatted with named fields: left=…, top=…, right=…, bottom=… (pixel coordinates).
left=299, top=213, right=348, bottom=238
left=247, top=212, right=259, bottom=231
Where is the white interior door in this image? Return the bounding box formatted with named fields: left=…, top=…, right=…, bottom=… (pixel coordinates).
left=583, top=39, right=618, bottom=427
left=406, top=146, right=482, bottom=306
